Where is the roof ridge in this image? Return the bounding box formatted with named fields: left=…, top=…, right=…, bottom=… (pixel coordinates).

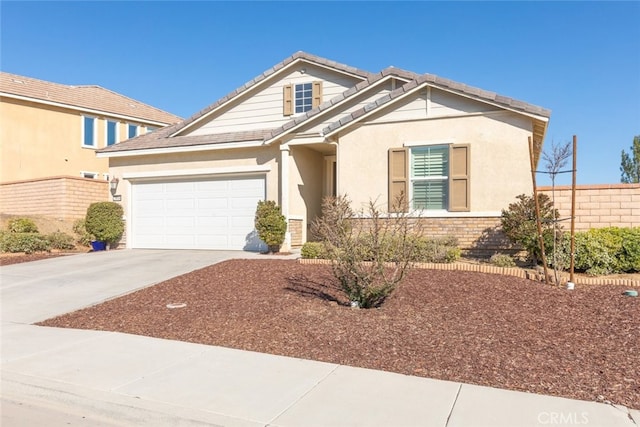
left=168, top=51, right=376, bottom=137
left=0, top=71, right=181, bottom=124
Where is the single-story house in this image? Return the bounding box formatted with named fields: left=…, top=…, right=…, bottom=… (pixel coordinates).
left=98, top=52, right=550, bottom=253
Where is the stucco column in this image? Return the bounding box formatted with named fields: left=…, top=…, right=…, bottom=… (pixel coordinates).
left=280, top=144, right=291, bottom=252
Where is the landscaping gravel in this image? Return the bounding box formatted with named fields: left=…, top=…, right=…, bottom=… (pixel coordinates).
left=39, top=259, right=640, bottom=409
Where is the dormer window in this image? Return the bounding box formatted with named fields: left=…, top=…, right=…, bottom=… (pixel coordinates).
left=283, top=81, right=323, bottom=116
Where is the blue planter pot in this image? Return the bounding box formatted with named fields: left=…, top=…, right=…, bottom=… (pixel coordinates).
left=91, top=241, right=107, bottom=251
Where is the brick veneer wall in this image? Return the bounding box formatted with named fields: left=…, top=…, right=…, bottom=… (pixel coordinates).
left=538, top=183, right=640, bottom=231
left=0, top=176, right=109, bottom=220
left=288, top=218, right=303, bottom=247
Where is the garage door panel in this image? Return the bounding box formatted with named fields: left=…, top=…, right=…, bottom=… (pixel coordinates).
left=132, top=176, right=266, bottom=250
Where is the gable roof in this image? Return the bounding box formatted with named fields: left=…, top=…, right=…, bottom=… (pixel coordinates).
left=98, top=51, right=551, bottom=156
left=0, top=72, right=181, bottom=125
left=169, top=51, right=376, bottom=138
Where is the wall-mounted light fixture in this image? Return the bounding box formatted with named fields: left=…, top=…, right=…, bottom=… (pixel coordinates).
left=109, top=177, right=119, bottom=195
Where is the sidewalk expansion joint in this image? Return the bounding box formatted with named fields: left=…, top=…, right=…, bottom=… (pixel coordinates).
left=265, top=363, right=340, bottom=426
left=444, top=383, right=462, bottom=427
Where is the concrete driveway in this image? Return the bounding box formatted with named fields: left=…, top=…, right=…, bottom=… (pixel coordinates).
left=1, top=249, right=246, bottom=325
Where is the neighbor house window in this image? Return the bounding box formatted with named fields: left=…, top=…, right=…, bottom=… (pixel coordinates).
left=82, top=116, right=96, bottom=147
left=81, top=171, right=98, bottom=179
left=410, top=145, right=449, bottom=210
left=106, top=120, right=118, bottom=146
left=283, top=81, right=322, bottom=116
left=128, top=124, right=138, bottom=138
left=145, top=125, right=157, bottom=134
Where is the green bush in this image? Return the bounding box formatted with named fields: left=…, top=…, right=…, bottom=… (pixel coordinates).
left=255, top=200, right=287, bottom=252
left=7, top=218, right=39, bottom=233
left=46, top=232, right=76, bottom=250
left=0, top=232, right=51, bottom=254
left=72, top=218, right=93, bottom=246
left=85, top=202, right=124, bottom=244
left=570, top=227, right=640, bottom=275
left=501, top=193, right=560, bottom=264
left=490, top=253, right=516, bottom=268
left=301, top=241, right=328, bottom=259
left=412, top=235, right=461, bottom=263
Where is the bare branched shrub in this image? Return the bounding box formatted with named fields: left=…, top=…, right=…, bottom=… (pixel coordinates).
left=311, top=194, right=424, bottom=308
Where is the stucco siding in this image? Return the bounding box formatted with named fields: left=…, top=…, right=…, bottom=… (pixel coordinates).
left=186, top=64, right=362, bottom=136
left=338, top=112, right=534, bottom=213
left=288, top=146, right=324, bottom=242
left=1, top=97, right=157, bottom=182
left=108, top=146, right=280, bottom=236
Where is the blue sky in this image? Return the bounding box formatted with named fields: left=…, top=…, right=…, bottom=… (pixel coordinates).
left=2, top=1, right=639, bottom=186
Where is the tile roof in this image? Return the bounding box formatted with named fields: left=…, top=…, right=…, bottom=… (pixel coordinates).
left=168, top=51, right=376, bottom=137
left=0, top=72, right=181, bottom=125
left=322, top=73, right=551, bottom=137
left=98, top=51, right=551, bottom=155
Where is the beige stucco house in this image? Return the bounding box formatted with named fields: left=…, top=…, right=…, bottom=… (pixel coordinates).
left=98, top=52, right=550, bottom=253
left=0, top=72, right=181, bottom=182
left=0, top=72, right=181, bottom=219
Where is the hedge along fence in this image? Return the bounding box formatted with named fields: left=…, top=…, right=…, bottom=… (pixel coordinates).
left=298, top=258, right=640, bottom=288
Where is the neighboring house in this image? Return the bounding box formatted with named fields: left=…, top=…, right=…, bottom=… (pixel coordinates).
left=98, top=52, right=550, bottom=253
left=0, top=72, right=181, bottom=182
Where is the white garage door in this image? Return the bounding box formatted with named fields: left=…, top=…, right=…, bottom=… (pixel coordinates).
left=131, top=176, right=266, bottom=251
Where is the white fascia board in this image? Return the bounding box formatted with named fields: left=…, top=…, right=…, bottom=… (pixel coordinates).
left=429, top=86, right=550, bottom=123
left=122, top=165, right=271, bottom=180
left=264, top=75, right=405, bottom=145
left=0, top=92, right=172, bottom=126
left=96, top=140, right=264, bottom=158
left=323, top=82, right=549, bottom=139
left=171, top=58, right=370, bottom=138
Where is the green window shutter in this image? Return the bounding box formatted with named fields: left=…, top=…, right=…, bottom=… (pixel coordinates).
left=449, top=144, right=470, bottom=212
left=388, top=148, right=409, bottom=212
left=283, top=84, right=293, bottom=116
left=312, top=81, right=323, bottom=108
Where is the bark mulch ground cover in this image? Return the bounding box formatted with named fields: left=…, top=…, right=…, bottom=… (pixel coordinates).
left=0, top=253, right=67, bottom=266
left=39, top=259, right=639, bottom=409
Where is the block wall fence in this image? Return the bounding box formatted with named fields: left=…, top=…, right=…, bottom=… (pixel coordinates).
left=0, top=176, right=109, bottom=220
left=538, top=183, right=639, bottom=231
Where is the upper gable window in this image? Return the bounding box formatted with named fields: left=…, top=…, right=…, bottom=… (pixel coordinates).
left=283, top=81, right=323, bottom=116
left=82, top=116, right=96, bottom=148
left=106, top=120, right=118, bottom=146
left=128, top=124, right=138, bottom=138
left=295, top=83, right=313, bottom=113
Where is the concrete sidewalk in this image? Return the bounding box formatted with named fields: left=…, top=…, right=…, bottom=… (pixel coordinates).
left=2, top=250, right=638, bottom=426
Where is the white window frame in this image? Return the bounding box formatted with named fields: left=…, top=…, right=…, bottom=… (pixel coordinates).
left=81, top=115, right=97, bottom=148
left=409, top=144, right=450, bottom=212
left=80, top=171, right=99, bottom=179
left=105, top=120, right=119, bottom=147
left=127, top=123, right=138, bottom=139
left=294, top=82, right=313, bottom=114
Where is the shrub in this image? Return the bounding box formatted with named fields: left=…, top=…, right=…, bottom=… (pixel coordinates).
left=7, top=217, right=38, bottom=233
left=490, top=253, right=516, bottom=268
left=501, top=193, right=561, bottom=265
left=570, top=227, right=640, bottom=275
left=46, top=232, right=76, bottom=250
left=85, top=202, right=124, bottom=244
left=72, top=218, right=93, bottom=246
left=413, top=235, right=461, bottom=263
left=254, top=200, right=287, bottom=252
left=301, top=241, right=328, bottom=259
left=0, top=232, right=51, bottom=254
left=311, top=195, right=423, bottom=309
